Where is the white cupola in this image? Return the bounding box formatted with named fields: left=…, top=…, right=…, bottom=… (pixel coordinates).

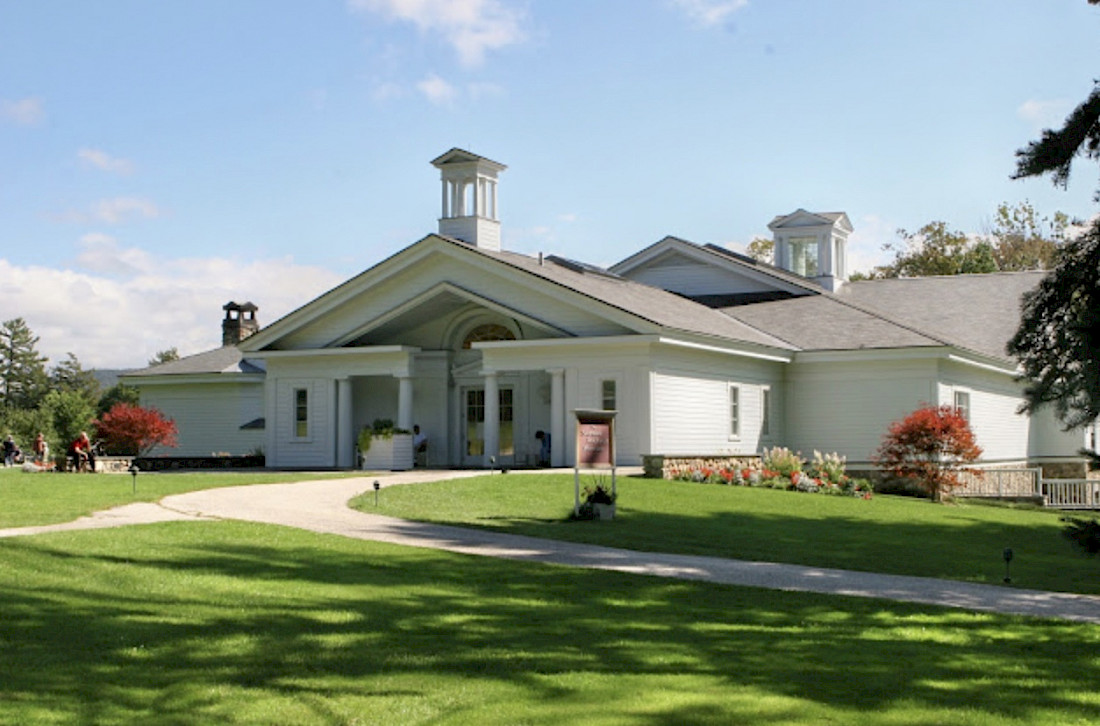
left=768, top=209, right=853, bottom=292
left=431, top=148, right=507, bottom=251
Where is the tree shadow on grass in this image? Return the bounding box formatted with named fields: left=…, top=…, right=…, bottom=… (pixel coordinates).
left=0, top=522, right=1098, bottom=724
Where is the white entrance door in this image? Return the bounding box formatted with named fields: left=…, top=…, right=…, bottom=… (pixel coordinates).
left=462, top=386, right=514, bottom=466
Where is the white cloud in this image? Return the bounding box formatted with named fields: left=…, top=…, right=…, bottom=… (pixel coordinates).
left=846, top=214, right=896, bottom=274
left=1017, top=98, right=1071, bottom=132
left=1, top=97, right=44, bottom=125
left=349, top=0, right=525, bottom=67
left=78, top=148, right=135, bottom=175
left=56, top=197, right=163, bottom=225
left=417, top=73, right=459, bottom=105
left=670, top=0, right=749, bottom=27
left=0, top=249, right=345, bottom=369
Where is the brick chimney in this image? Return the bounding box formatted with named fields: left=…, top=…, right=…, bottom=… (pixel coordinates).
left=222, top=301, right=259, bottom=346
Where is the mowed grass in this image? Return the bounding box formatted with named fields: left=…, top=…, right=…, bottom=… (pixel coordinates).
left=354, top=473, right=1100, bottom=595
left=3, top=521, right=1099, bottom=725
left=0, top=466, right=365, bottom=528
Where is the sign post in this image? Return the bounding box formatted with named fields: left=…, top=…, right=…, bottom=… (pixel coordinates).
left=572, top=409, right=617, bottom=516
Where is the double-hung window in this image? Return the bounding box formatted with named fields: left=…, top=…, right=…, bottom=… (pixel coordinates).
left=601, top=379, right=617, bottom=411
left=729, top=384, right=741, bottom=438
left=953, top=390, right=970, bottom=422
left=294, top=388, right=309, bottom=438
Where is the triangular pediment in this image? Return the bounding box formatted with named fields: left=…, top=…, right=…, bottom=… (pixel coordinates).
left=610, top=236, right=819, bottom=300
left=768, top=209, right=852, bottom=232
left=239, top=235, right=648, bottom=354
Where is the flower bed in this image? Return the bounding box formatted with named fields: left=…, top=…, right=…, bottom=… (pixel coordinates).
left=668, top=447, right=873, bottom=498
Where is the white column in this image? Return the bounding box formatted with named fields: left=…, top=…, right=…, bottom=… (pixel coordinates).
left=549, top=368, right=565, bottom=467
left=441, top=180, right=449, bottom=218
left=489, top=180, right=498, bottom=220
left=397, top=375, right=414, bottom=432
left=337, top=378, right=353, bottom=468
left=484, top=371, right=499, bottom=467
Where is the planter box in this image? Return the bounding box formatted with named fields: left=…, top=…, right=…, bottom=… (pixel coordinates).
left=361, top=434, right=413, bottom=471
left=592, top=502, right=616, bottom=520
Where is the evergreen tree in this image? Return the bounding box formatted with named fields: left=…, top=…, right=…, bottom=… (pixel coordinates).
left=1008, top=75, right=1100, bottom=430
left=50, top=352, right=100, bottom=402
left=0, top=317, right=49, bottom=410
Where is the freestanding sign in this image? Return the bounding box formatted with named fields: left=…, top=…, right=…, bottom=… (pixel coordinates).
left=573, top=409, right=617, bottom=515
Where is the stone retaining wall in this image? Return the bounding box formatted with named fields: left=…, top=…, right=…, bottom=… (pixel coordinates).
left=642, top=454, right=761, bottom=479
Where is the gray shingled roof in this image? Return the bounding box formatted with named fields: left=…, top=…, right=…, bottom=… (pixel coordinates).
left=721, top=295, right=944, bottom=352
left=464, top=242, right=797, bottom=351
left=125, top=346, right=264, bottom=377
left=836, top=272, right=1043, bottom=362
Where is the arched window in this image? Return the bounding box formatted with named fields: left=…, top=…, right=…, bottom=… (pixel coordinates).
left=462, top=323, right=515, bottom=349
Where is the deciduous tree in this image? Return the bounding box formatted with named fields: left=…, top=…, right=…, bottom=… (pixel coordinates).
left=746, top=236, right=774, bottom=264
left=874, top=404, right=983, bottom=502
left=148, top=348, right=180, bottom=366
left=872, top=222, right=998, bottom=278
left=97, top=382, right=141, bottom=417
left=94, top=403, right=177, bottom=456
left=988, top=200, right=1067, bottom=271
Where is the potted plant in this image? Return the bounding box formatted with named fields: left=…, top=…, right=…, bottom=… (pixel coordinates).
left=359, top=419, right=413, bottom=471
left=577, top=476, right=617, bottom=520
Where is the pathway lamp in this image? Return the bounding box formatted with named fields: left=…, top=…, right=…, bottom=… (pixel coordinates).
left=1003, top=547, right=1014, bottom=583
left=129, top=463, right=140, bottom=494
left=373, top=479, right=380, bottom=507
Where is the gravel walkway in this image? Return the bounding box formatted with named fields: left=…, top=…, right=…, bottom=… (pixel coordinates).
left=3, top=470, right=1099, bottom=624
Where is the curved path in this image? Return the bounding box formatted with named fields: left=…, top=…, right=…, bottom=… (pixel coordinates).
left=3, top=471, right=1100, bottom=624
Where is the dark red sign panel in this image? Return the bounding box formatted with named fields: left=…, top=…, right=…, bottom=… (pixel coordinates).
left=578, top=421, right=612, bottom=467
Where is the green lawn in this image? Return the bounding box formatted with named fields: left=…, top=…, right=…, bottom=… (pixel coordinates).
left=0, top=466, right=364, bottom=528
left=353, top=473, right=1100, bottom=595
left=2, top=521, right=1099, bottom=725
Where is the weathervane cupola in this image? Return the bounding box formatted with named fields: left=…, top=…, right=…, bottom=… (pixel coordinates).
left=431, top=148, right=507, bottom=251
left=768, top=210, right=853, bottom=292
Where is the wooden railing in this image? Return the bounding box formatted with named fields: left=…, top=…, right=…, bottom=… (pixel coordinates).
left=1041, top=479, right=1100, bottom=510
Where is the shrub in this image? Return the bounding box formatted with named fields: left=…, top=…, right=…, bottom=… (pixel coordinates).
left=874, top=404, right=982, bottom=502
left=1062, top=517, right=1100, bottom=556
left=761, top=446, right=804, bottom=478
left=94, top=403, right=178, bottom=456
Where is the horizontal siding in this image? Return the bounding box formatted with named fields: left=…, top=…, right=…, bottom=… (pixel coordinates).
left=270, top=378, right=332, bottom=468
left=140, top=383, right=264, bottom=457
left=628, top=262, right=776, bottom=297
left=651, top=373, right=768, bottom=456
left=937, top=362, right=1029, bottom=461
left=786, top=359, right=937, bottom=463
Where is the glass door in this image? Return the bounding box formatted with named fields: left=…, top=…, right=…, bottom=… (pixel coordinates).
left=463, top=387, right=514, bottom=466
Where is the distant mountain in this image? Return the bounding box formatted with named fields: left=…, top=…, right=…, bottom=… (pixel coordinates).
left=91, top=369, right=135, bottom=390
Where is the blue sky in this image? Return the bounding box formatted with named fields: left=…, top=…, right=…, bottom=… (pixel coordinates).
left=2, top=0, right=1098, bottom=368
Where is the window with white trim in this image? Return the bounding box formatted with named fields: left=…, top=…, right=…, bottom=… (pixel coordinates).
left=601, top=379, right=617, bottom=411
left=953, top=390, right=970, bottom=422
left=294, top=388, right=309, bottom=438
left=729, top=384, right=741, bottom=438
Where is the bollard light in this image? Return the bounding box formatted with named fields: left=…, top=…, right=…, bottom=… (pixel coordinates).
left=373, top=479, right=380, bottom=507
left=129, top=462, right=140, bottom=494
left=489, top=455, right=496, bottom=475
left=1003, top=547, right=1014, bottom=583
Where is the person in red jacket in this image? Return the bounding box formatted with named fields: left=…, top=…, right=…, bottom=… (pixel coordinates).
left=69, top=431, right=92, bottom=472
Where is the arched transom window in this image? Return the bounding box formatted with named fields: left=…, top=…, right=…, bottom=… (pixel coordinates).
left=462, top=323, right=515, bottom=349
